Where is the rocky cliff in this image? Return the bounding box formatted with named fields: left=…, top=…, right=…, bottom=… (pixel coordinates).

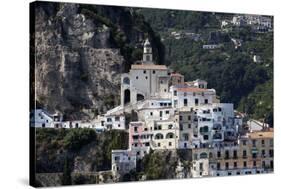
left=32, top=2, right=165, bottom=120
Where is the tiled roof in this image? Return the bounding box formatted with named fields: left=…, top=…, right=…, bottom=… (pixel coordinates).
left=131, top=64, right=167, bottom=70
left=176, top=87, right=209, bottom=92
left=249, top=131, right=273, bottom=139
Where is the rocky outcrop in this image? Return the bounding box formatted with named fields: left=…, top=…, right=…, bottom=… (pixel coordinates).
left=32, top=2, right=164, bottom=120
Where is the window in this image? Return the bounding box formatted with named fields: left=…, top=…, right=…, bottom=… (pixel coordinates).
left=252, top=139, right=256, bottom=147
left=269, top=149, right=274, bottom=157
left=243, top=161, right=247, bottom=168
left=42, top=123, right=45, bottom=128
left=225, top=150, right=229, bottom=159
left=243, top=150, right=247, bottom=158
left=169, top=142, right=172, bottom=146
left=174, top=90, right=177, bottom=96
left=200, top=152, right=208, bottom=159
left=136, top=76, right=138, bottom=79
left=188, top=124, right=191, bottom=128
left=184, top=99, right=188, bottom=106
left=253, top=161, right=256, bottom=167
left=184, top=134, right=188, bottom=141
left=160, top=111, right=163, bottom=117
left=243, top=140, right=247, bottom=145
left=204, top=99, right=208, bottom=104
left=134, top=127, right=138, bottom=132
left=195, top=98, right=199, bottom=106
left=165, top=110, right=169, bottom=114
left=158, top=143, right=161, bottom=147
left=217, top=151, right=221, bottom=158
left=203, top=135, right=209, bottom=140
left=150, top=112, right=153, bottom=116
left=233, top=150, right=238, bottom=159
left=179, top=115, right=183, bottom=121
left=153, top=70, right=155, bottom=74
left=188, top=115, right=191, bottom=120
left=179, top=124, right=183, bottom=131
left=217, top=162, right=221, bottom=170
left=225, top=162, right=229, bottom=169
left=261, top=139, right=265, bottom=146
left=234, top=162, right=237, bottom=168
left=115, top=116, right=120, bottom=121
left=145, top=76, right=148, bottom=79
left=168, top=125, right=173, bottom=129
left=143, top=70, right=146, bottom=74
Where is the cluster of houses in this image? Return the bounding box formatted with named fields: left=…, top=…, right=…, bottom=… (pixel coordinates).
left=31, top=39, right=273, bottom=180
left=221, top=14, right=273, bottom=32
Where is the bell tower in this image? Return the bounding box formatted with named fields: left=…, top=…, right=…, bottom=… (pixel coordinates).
left=143, top=38, right=153, bottom=64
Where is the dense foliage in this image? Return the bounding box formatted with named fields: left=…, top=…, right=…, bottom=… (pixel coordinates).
left=36, top=128, right=128, bottom=173
left=138, top=10, right=273, bottom=126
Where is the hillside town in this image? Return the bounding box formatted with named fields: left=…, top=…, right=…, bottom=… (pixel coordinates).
left=31, top=38, right=273, bottom=180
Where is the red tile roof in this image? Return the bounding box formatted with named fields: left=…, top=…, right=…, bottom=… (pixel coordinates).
left=176, top=87, right=209, bottom=92
left=131, top=64, right=167, bottom=70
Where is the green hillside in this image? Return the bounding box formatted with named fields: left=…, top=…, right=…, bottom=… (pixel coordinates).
left=138, top=9, right=273, bottom=126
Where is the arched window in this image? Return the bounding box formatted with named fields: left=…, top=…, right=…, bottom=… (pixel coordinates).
left=166, top=132, right=175, bottom=139
left=124, top=89, right=130, bottom=104
left=200, top=152, right=208, bottom=159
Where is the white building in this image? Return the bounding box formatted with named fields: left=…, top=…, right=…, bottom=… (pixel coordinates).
left=31, top=109, right=62, bottom=128
left=170, top=85, right=216, bottom=109
left=111, top=149, right=137, bottom=178
left=120, top=39, right=171, bottom=106
left=104, top=114, right=126, bottom=130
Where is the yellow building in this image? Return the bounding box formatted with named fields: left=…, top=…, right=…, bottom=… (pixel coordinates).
left=209, top=130, right=273, bottom=176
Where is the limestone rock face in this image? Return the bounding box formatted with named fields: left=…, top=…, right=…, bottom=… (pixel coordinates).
left=33, top=2, right=164, bottom=120
left=34, top=3, right=124, bottom=120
